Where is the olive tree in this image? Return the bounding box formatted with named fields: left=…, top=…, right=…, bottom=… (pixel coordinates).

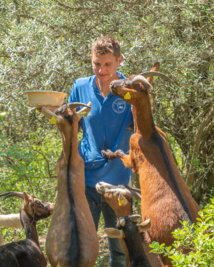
left=0, top=0, right=213, bottom=202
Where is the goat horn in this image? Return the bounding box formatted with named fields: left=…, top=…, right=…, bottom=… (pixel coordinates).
left=132, top=75, right=151, bottom=85
left=132, top=76, right=153, bottom=91
left=23, top=191, right=30, bottom=207
left=54, top=104, right=67, bottom=114
left=76, top=102, right=91, bottom=118
left=124, top=185, right=141, bottom=199
left=141, top=71, right=174, bottom=83
left=129, top=214, right=141, bottom=223
left=0, top=192, right=29, bottom=200
left=68, top=102, right=91, bottom=110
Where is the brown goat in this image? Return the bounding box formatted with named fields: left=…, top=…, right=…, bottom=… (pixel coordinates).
left=42, top=103, right=99, bottom=267
left=101, top=63, right=200, bottom=266
left=96, top=182, right=163, bottom=267
left=0, top=191, right=54, bottom=267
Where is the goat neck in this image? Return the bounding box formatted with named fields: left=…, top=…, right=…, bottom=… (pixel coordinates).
left=134, top=93, right=155, bottom=138
left=58, top=116, right=79, bottom=168
left=20, top=206, right=39, bottom=247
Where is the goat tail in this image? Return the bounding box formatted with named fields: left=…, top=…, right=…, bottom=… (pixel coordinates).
left=66, top=151, right=79, bottom=266
left=154, top=130, right=194, bottom=225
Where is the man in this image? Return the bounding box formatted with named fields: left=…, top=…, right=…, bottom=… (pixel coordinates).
left=69, top=35, right=133, bottom=267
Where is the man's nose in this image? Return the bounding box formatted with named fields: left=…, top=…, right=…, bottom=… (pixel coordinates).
left=98, top=65, right=106, bottom=74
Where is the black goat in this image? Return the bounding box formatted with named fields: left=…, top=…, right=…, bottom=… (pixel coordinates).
left=105, top=215, right=151, bottom=267
left=0, top=192, right=54, bottom=267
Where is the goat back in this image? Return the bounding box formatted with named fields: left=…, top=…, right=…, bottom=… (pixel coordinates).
left=0, top=239, right=46, bottom=267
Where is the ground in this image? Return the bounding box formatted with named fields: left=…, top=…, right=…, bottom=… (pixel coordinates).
left=95, top=223, right=110, bottom=267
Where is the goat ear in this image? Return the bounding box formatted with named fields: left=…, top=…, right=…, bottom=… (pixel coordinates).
left=55, top=104, right=67, bottom=114
left=118, top=194, right=128, bottom=206
left=105, top=228, right=125, bottom=239
left=137, top=219, right=151, bottom=233
left=151, top=62, right=160, bottom=72
left=23, top=192, right=30, bottom=206
left=42, top=107, right=62, bottom=123
left=147, top=62, right=160, bottom=85
left=117, top=217, right=126, bottom=227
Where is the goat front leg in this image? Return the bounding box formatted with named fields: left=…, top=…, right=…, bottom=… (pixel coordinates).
left=101, top=149, right=133, bottom=169
left=101, top=149, right=126, bottom=161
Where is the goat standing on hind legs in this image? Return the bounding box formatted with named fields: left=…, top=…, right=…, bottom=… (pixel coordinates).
left=101, top=63, right=200, bottom=267
left=42, top=103, right=99, bottom=267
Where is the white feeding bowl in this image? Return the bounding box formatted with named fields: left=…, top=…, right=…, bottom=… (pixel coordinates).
left=25, top=90, right=67, bottom=109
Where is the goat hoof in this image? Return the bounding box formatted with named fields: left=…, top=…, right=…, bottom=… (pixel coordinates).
left=116, top=149, right=125, bottom=156
left=101, top=149, right=113, bottom=160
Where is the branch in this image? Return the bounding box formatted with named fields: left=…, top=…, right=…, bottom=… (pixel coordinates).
left=4, top=156, right=34, bottom=193
left=57, top=1, right=83, bottom=11
left=30, top=146, right=55, bottom=179
left=19, top=14, right=55, bottom=29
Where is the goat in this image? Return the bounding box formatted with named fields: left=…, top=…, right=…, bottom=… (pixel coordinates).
left=0, top=214, right=22, bottom=245
left=96, top=182, right=163, bottom=267
left=101, top=63, right=200, bottom=266
left=0, top=191, right=54, bottom=267
left=96, top=182, right=140, bottom=218
left=41, top=103, right=99, bottom=267
left=105, top=215, right=151, bottom=267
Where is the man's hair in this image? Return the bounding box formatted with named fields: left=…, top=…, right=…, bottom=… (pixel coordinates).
left=91, top=35, right=121, bottom=59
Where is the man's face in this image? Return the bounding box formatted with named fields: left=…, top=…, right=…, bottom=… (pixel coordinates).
left=91, top=52, right=123, bottom=83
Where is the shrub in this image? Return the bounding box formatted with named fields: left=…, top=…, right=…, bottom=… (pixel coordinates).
left=150, top=198, right=214, bottom=266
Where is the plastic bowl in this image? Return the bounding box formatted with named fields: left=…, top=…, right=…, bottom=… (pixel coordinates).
left=25, top=90, right=67, bottom=108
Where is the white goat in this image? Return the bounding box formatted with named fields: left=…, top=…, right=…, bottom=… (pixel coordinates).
left=0, top=214, right=22, bottom=245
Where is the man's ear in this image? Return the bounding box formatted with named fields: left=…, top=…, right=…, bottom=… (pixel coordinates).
left=118, top=55, right=123, bottom=64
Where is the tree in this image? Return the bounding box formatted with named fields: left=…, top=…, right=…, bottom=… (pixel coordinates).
left=0, top=0, right=213, bottom=202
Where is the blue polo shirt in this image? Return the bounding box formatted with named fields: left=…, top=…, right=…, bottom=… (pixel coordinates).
left=68, top=73, right=133, bottom=188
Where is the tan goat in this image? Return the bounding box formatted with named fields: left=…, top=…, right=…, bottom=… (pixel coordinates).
left=42, top=103, right=99, bottom=267
left=101, top=63, right=200, bottom=266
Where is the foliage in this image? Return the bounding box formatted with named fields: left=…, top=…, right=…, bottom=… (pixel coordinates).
left=0, top=0, right=213, bottom=202
left=150, top=198, right=214, bottom=266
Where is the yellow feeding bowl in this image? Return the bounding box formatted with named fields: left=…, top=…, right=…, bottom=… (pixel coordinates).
left=25, top=90, right=67, bottom=109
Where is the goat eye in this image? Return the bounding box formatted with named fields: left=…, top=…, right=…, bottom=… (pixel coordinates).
left=35, top=201, right=43, bottom=207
